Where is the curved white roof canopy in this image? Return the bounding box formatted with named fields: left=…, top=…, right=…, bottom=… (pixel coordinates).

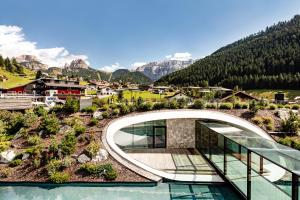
left=104, top=110, right=283, bottom=182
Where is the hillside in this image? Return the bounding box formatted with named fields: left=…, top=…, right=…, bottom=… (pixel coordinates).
left=0, top=68, right=36, bottom=89
left=111, top=69, right=152, bottom=84
left=156, top=15, right=300, bottom=89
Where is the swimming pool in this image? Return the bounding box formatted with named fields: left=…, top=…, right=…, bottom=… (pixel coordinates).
left=0, top=183, right=241, bottom=200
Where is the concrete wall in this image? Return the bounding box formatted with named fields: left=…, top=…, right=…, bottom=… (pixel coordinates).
left=166, top=118, right=196, bottom=148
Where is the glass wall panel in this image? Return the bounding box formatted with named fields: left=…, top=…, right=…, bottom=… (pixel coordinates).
left=210, top=131, right=224, bottom=172
left=115, top=120, right=166, bottom=149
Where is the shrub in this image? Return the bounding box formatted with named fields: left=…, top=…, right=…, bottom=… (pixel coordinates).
left=233, top=102, right=242, bottom=109
left=252, top=116, right=263, bottom=126
left=49, top=138, right=59, bottom=156
left=9, top=159, right=22, bottom=167
left=192, top=100, right=205, bottom=109
left=292, top=104, right=300, bottom=110
left=112, top=108, right=120, bottom=116
left=74, top=124, right=86, bottom=136
left=277, top=104, right=284, bottom=108
left=206, top=103, right=216, bottom=109
left=110, top=104, right=118, bottom=110
left=284, top=105, right=291, bottom=109
left=102, top=111, right=109, bottom=118
left=64, top=116, right=82, bottom=127
left=89, top=118, right=98, bottom=126
left=27, top=135, right=41, bottom=146
left=0, top=167, right=12, bottom=178
left=249, top=100, right=260, bottom=114
left=0, top=120, right=7, bottom=135
left=153, top=102, right=165, bottom=110
left=81, top=106, right=97, bottom=113
left=49, top=105, right=64, bottom=114
left=79, top=163, right=117, bottom=180
left=39, top=114, right=60, bottom=135
left=281, top=112, right=300, bottom=134
left=64, top=97, right=80, bottom=113
left=262, top=117, right=273, bottom=125
left=268, top=104, right=277, bottom=110
left=25, top=146, right=42, bottom=158
left=86, top=141, right=100, bottom=158
left=0, top=141, right=11, bottom=152
left=241, top=103, right=248, bottom=109
left=46, top=159, right=63, bottom=175
left=168, top=101, right=178, bottom=109
left=33, top=158, right=41, bottom=168
left=137, top=102, right=153, bottom=111
left=219, top=103, right=233, bottom=110
left=49, top=172, right=70, bottom=183
left=100, top=105, right=109, bottom=111
left=177, top=98, right=187, bottom=109
left=61, top=156, right=74, bottom=168
left=23, top=110, right=38, bottom=128
left=33, top=106, right=47, bottom=117
left=119, top=104, right=130, bottom=115
left=60, top=133, right=77, bottom=155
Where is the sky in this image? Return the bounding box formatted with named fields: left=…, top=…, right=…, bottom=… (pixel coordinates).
left=0, top=0, right=299, bottom=72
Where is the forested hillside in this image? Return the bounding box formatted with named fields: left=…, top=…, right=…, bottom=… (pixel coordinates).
left=156, top=15, right=300, bottom=89
left=112, top=69, right=152, bottom=84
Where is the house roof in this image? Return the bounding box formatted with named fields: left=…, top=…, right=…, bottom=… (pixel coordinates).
left=45, top=83, right=86, bottom=89
left=220, top=91, right=259, bottom=101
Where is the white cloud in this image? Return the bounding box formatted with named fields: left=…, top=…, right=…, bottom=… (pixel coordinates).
left=99, top=62, right=122, bottom=72
left=0, top=25, right=89, bottom=67
left=166, top=52, right=192, bottom=61
left=130, top=62, right=146, bottom=70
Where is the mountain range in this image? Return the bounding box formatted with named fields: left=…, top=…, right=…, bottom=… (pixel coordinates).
left=156, top=15, right=300, bottom=90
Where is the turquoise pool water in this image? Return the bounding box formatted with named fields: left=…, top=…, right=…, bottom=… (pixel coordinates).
left=0, top=183, right=241, bottom=200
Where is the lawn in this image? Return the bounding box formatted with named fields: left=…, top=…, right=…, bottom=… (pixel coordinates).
left=247, top=89, right=300, bottom=100
left=122, top=90, right=174, bottom=102
left=0, top=68, right=36, bottom=89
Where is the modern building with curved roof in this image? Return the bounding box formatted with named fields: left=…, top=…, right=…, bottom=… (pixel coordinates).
left=103, top=110, right=300, bottom=200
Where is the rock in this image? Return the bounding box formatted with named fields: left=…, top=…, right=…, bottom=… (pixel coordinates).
left=0, top=150, right=16, bottom=163
left=71, top=154, right=78, bottom=159
left=93, top=111, right=103, bottom=119
left=22, top=153, right=30, bottom=160
left=38, top=130, right=43, bottom=137
left=77, top=154, right=91, bottom=163
left=58, top=125, right=72, bottom=134
left=92, top=148, right=108, bottom=162
left=277, top=109, right=298, bottom=120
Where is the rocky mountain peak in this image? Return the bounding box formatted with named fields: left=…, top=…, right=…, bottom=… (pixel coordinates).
left=65, top=59, right=89, bottom=69
left=15, top=55, right=48, bottom=71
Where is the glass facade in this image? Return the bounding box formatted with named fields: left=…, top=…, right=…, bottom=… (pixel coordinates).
left=114, top=120, right=166, bottom=149
left=196, top=120, right=299, bottom=200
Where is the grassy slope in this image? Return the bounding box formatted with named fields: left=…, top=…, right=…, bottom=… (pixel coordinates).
left=0, top=68, right=36, bottom=89
left=247, top=89, right=300, bottom=100
left=122, top=90, right=174, bottom=101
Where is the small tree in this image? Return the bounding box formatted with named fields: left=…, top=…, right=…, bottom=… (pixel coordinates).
left=36, top=70, right=42, bottom=79
left=39, top=114, right=60, bottom=135
left=281, top=112, right=300, bottom=134
left=249, top=100, right=259, bottom=114
left=64, top=97, right=80, bottom=113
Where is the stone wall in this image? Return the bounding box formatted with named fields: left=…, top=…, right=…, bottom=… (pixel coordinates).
left=166, top=118, right=196, bottom=148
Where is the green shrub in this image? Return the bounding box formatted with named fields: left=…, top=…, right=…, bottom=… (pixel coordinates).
left=192, top=100, right=205, bottom=109
left=60, top=133, right=77, bottom=155
left=49, top=172, right=70, bottom=183
left=277, top=104, right=284, bottom=108
left=281, top=112, right=300, bottom=134
left=33, top=158, right=41, bottom=168
left=262, top=117, right=273, bottom=125
left=153, top=102, right=165, bottom=110
left=219, top=103, right=233, bottom=110
left=0, top=141, right=11, bottom=152
left=100, top=105, right=109, bottom=111
left=285, top=105, right=291, bottom=109
left=252, top=116, right=263, bottom=126
left=74, top=124, right=86, bottom=136
left=177, top=98, right=187, bottom=109
left=27, top=135, right=41, bottom=146
left=102, top=111, right=109, bottom=118
left=168, top=101, right=178, bottom=109
left=278, top=137, right=300, bottom=151
left=23, top=110, right=38, bottom=128
left=112, top=108, right=120, bottom=116
left=110, top=104, right=118, bottom=110
left=89, top=118, right=98, bottom=126
left=249, top=100, right=259, bottom=114
left=137, top=102, right=153, bottom=111
left=206, top=103, right=216, bottom=109
left=33, top=106, right=47, bottom=117
left=25, top=146, right=42, bottom=158
left=79, top=163, right=117, bottom=180
left=233, top=102, right=242, bottom=109
left=241, top=103, right=248, bottom=109
left=268, top=104, right=277, bottom=110
left=39, top=114, right=60, bottom=135
left=64, top=97, right=80, bottom=113
left=9, top=159, right=22, bottom=167
left=292, top=104, right=300, bottom=110
left=81, top=106, right=97, bottom=113
left=86, top=141, right=100, bottom=158
left=0, top=167, right=12, bottom=178
left=61, top=156, right=74, bottom=168
left=119, top=104, right=130, bottom=115
left=0, top=120, right=7, bottom=135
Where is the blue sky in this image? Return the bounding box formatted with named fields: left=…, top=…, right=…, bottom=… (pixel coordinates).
left=0, top=0, right=299, bottom=71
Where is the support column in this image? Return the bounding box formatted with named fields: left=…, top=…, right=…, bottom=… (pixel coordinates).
left=247, top=150, right=251, bottom=200
left=292, top=173, right=298, bottom=200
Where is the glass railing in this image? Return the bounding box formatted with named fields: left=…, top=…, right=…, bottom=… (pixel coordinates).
left=196, top=121, right=299, bottom=200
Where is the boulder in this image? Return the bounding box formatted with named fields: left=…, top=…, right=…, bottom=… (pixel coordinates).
left=277, top=109, right=298, bottom=120
left=58, top=125, right=72, bottom=134
left=0, top=150, right=16, bottom=163
left=77, top=154, right=91, bottom=163
left=93, top=111, right=103, bottom=119
left=22, top=153, right=30, bottom=160
left=92, top=148, right=108, bottom=162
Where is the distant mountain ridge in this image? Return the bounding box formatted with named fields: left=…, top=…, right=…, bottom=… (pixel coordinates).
left=111, top=69, right=152, bottom=84
left=156, top=15, right=300, bottom=89
left=136, top=59, right=194, bottom=80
